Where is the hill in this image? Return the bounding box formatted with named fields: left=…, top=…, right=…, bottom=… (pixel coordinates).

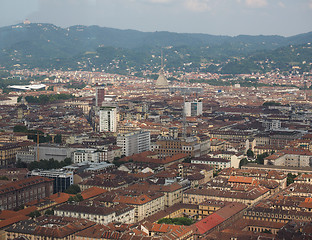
left=0, top=23, right=311, bottom=73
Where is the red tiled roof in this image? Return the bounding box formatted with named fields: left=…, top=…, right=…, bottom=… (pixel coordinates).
left=80, top=186, right=107, bottom=200
left=0, top=214, right=29, bottom=229
left=195, top=213, right=224, bottom=234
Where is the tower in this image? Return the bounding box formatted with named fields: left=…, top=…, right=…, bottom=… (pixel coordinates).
left=155, top=50, right=169, bottom=93
left=96, top=86, right=105, bottom=107
left=99, top=105, right=117, bottom=132
left=184, top=100, right=203, bottom=117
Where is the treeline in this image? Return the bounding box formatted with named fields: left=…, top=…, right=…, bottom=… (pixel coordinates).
left=18, top=158, right=72, bottom=171
left=13, top=125, right=57, bottom=143
left=23, top=94, right=74, bottom=104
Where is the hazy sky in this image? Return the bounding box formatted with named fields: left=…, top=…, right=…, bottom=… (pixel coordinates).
left=1, top=0, right=312, bottom=36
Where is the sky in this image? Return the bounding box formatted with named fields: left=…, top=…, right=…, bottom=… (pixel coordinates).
left=1, top=0, right=312, bottom=36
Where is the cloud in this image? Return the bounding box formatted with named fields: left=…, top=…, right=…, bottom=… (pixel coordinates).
left=184, top=0, right=212, bottom=12
left=278, top=1, right=285, bottom=8
left=245, top=0, right=267, bottom=8
left=309, top=0, right=312, bottom=9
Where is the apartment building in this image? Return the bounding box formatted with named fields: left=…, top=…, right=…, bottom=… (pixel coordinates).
left=117, top=130, right=150, bottom=156
left=55, top=202, right=135, bottom=224
left=0, top=176, right=53, bottom=210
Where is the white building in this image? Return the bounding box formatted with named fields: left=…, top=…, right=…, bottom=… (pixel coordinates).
left=117, top=131, right=151, bottom=156
left=73, top=149, right=99, bottom=163
left=55, top=203, right=135, bottom=224
left=99, top=106, right=117, bottom=132
left=184, top=100, right=203, bottom=117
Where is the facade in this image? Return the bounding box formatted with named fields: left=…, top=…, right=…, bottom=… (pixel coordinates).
left=34, top=144, right=73, bottom=162
left=95, top=86, right=105, bottom=107
left=73, top=148, right=99, bottom=163
left=99, top=106, right=117, bottom=132
left=183, top=186, right=270, bottom=206
left=117, top=130, right=151, bottom=156
left=29, top=169, right=73, bottom=193
left=0, top=141, right=35, bottom=167
left=98, top=190, right=166, bottom=222
left=154, top=136, right=202, bottom=158
left=55, top=203, right=135, bottom=224
left=5, top=216, right=95, bottom=240
left=192, top=156, right=231, bottom=170
left=184, top=100, right=203, bottom=117
left=0, top=176, right=53, bottom=210
left=264, top=149, right=312, bottom=167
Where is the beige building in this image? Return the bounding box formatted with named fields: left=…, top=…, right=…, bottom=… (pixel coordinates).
left=183, top=186, right=270, bottom=206
left=54, top=203, right=135, bottom=224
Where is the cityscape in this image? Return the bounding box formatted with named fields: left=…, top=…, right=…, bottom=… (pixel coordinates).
left=0, top=1, right=312, bottom=239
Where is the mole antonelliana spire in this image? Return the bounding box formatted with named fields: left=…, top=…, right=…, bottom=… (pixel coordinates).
left=155, top=49, right=169, bottom=93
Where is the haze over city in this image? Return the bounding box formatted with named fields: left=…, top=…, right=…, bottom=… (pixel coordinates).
left=1, top=0, right=312, bottom=239
left=1, top=0, right=312, bottom=36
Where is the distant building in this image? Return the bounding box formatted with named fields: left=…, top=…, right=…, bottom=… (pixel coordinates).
left=5, top=216, right=95, bottom=240
left=99, top=105, right=118, bottom=132
left=155, top=52, right=169, bottom=93
left=0, top=176, right=53, bottom=210
left=153, top=131, right=208, bottom=158
left=29, top=169, right=74, bottom=193
left=55, top=203, right=135, bottom=224
left=117, top=130, right=151, bottom=156
left=184, top=100, right=203, bottom=117
left=0, top=141, right=35, bottom=167
left=95, top=86, right=105, bottom=107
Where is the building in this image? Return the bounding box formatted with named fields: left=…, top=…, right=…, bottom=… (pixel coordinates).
left=264, top=148, right=312, bottom=167
left=97, top=189, right=166, bottom=222
left=192, top=156, right=231, bottom=170
left=117, top=130, right=151, bottom=156
left=34, top=144, right=73, bottom=162
left=95, top=86, right=105, bottom=107
left=0, top=176, right=53, bottom=210
left=0, top=141, right=35, bottom=167
left=154, top=135, right=203, bottom=158
left=184, top=100, right=203, bottom=117
left=72, top=148, right=99, bottom=163
left=5, top=216, right=95, bottom=240
left=155, top=67, right=169, bottom=93
left=29, top=169, right=73, bottom=193
left=99, top=105, right=117, bottom=132
left=194, top=202, right=247, bottom=238
left=55, top=202, right=135, bottom=224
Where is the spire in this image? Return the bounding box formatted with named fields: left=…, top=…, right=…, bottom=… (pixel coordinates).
left=155, top=49, right=169, bottom=92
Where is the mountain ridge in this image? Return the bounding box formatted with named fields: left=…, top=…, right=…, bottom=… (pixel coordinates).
left=0, top=23, right=311, bottom=73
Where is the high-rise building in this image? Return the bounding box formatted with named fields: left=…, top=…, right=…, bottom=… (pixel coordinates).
left=95, top=86, right=105, bottom=107
left=184, top=100, right=203, bottom=117
left=99, top=105, right=117, bottom=132
left=117, top=131, right=151, bottom=156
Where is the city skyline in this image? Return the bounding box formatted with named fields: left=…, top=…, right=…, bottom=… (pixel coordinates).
left=1, top=0, right=312, bottom=37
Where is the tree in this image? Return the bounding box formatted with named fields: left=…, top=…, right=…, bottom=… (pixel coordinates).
left=28, top=210, right=41, bottom=218
left=64, top=184, right=81, bottom=194
left=256, top=152, right=269, bottom=165
left=0, top=176, right=9, bottom=180
left=287, top=173, right=297, bottom=186
left=45, top=209, right=54, bottom=215
left=54, top=134, right=62, bottom=143
left=16, top=159, right=27, bottom=168
left=239, top=158, right=248, bottom=168
left=157, top=217, right=194, bottom=226
left=246, top=149, right=254, bottom=158
left=13, top=125, right=28, bottom=133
